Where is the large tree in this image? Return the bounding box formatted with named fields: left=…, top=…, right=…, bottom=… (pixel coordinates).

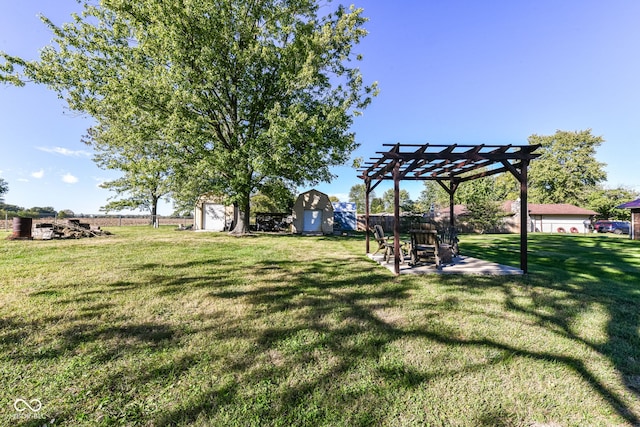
left=1, top=0, right=376, bottom=234
left=528, top=129, right=607, bottom=206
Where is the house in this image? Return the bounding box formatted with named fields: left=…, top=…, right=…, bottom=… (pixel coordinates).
left=291, top=189, right=334, bottom=234
left=616, top=198, right=640, bottom=240
left=193, top=194, right=233, bottom=231
left=436, top=201, right=597, bottom=234
left=332, top=202, right=357, bottom=232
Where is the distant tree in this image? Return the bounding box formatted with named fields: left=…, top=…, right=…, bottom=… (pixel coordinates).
left=0, top=178, right=7, bottom=202
left=0, top=202, right=22, bottom=213
left=84, top=124, right=175, bottom=224
left=329, top=195, right=340, bottom=203
left=455, top=177, right=505, bottom=233
left=493, top=173, right=520, bottom=202
left=416, top=181, right=448, bottom=214
left=455, top=176, right=501, bottom=205
left=57, top=209, right=75, bottom=219
left=17, top=206, right=57, bottom=218
left=586, top=186, right=639, bottom=221
left=2, top=0, right=377, bottom=235
left=465, top=198, right=504, bottom=233
left=349, top=184, right=371, bottom=214
left=370, top=197, right=385, bottom=214
left=381, top=188, right=413, bottom=213
left=528, top=129, right=607, bottom=206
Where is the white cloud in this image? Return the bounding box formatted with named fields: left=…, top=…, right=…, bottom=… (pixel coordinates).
left=31, top=169, right=44, bottom=179
left=37, top=146, right=91, bottom=157
left=62, top=173, right=79, bottom=184
left=17, top=178, right=29, bottom=182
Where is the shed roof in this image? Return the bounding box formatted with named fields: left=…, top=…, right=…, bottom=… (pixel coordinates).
left=617, top=198, right=640, bottom=209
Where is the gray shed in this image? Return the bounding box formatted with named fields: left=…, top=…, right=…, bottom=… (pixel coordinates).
left=292, top=189, right=334, bottom=234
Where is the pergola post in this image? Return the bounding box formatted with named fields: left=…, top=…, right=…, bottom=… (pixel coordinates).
left=393, top=161, right=401, bottom=275
left=365, top=179, right=371, bottom=253
left=449, top=181, right=458, bottom=228
left=519, top=160, right=529, bottom=273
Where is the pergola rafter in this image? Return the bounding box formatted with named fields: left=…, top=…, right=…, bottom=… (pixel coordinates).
left=358, top=143, right=540, bottom=275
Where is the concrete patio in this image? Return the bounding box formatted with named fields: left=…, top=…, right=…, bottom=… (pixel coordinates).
left=367, top=253, right=524, bottom=275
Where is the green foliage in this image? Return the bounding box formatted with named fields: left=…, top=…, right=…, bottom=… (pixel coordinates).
left=370, top=197, right=385, bottom=214
left=457, top=177, right=506, bottom=233
left=2, top=0, right=377, bottom=234
left=57, top=209, right=75, bottom=219
left=416, top=181, right=448, bottom=213
left=528, top=129, right=607, bottom=205
left=84, top=121, right=176, bottom=217
left=0, top=202, right=58, bottom=219
left=0, top=178, right=7, bottom=202
left=381, top=188, right=414, bottom=213
left=251, top=182, right=295, bottom=214
left=348, top=184, right=368, bottom=213
left=586, top=186, right=639, bottom=221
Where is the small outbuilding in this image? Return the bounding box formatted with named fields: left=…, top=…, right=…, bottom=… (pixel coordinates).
left=193, top=194, right=233, bottom=231
left=291, top=189, right=334, bottom=234
left=617, top=198, right=640, bottom=240
left=332, top=202, right=357, bottom=232
left=526, top=203, right=597, bottom=233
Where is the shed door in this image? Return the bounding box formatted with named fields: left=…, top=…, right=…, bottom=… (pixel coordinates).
left=203, top=203, right=225, bottom=231
left=303, top=210, right=322, bottom=232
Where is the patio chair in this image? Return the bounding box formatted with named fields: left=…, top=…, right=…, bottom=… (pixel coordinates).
left=409, top=225, right=442, bottom=268
left=371, top=224, right=407, bottom=263
left=439, top=226, right=459, bottom=258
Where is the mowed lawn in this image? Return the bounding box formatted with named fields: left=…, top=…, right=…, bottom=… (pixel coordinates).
left=1, top=227, right=639, bottom=426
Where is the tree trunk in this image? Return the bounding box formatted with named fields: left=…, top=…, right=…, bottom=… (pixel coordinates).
left=229, top=196, right=251, bottom=235
left=151, top=195, right=159, bottom=227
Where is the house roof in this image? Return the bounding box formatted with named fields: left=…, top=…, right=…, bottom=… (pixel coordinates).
left=617, top=198, right=640, bottom=209
left=439, top=202, right=597, bottom=216
left=526, top=203, right=597, bottom=216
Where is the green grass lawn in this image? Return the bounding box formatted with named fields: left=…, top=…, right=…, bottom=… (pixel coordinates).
left=1, top=227, right=639, bottom=426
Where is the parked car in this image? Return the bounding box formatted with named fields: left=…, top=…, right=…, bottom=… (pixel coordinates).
left=594, top=220, right=630, bottom=235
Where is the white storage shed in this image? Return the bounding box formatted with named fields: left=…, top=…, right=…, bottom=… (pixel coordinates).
left=194, top=194, right=233, bottom=231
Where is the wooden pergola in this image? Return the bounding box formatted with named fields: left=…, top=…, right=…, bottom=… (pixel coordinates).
left=357, top=143, right=541, bottom=275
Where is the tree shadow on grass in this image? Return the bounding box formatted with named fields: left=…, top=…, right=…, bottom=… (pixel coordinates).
left=457, top=234, right=640, bottom=425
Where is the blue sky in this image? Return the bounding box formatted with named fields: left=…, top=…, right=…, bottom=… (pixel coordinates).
left=1, top=0, right=639, bottom=215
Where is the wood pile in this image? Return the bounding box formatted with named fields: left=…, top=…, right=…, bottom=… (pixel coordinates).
left=32, top=220, right=112, bottom=240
